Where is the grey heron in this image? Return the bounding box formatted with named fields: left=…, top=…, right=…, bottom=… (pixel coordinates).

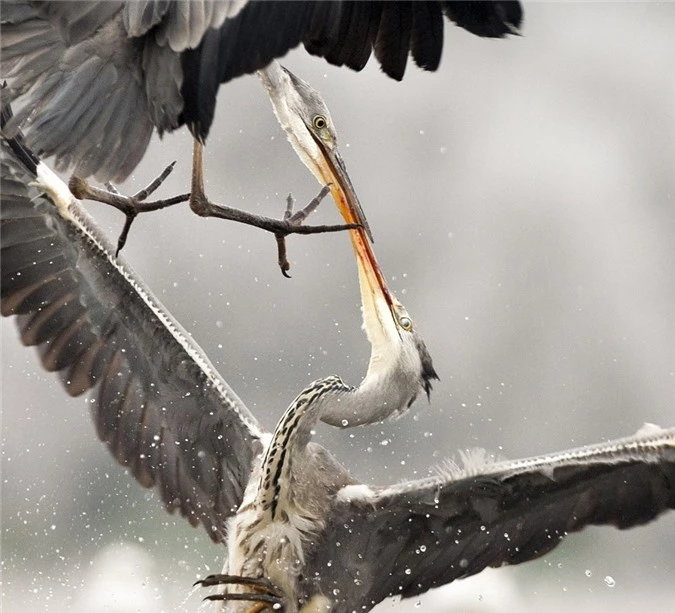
left=0, top=0, right=522, bottom=257
left=2, top=116, right=674, bottom=613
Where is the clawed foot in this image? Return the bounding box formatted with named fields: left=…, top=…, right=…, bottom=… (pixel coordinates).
left=276, top=186, right=334, bottom=277
left=188, top=140, right=359, bottom=276
left=195, top=574, right=284, bottom=612
left=69, top=145, right=360, bottom=275
left=68, top=162, right=188, bottom=256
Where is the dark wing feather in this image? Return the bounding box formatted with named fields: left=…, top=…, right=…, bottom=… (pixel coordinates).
left=303, top=1, right=381, bottom=73
left=180, top=0, right=317, bottom=139
left=411, top=2, right=444, bottom=72
left=374, top=3, right=413, bottom=81
left=2, top=0, right=521, bottom=179
left=1, top=122, right=264, bottom=544
left=307, top=427, right=675, bottom=612
left=443, top=1, right=523, bottom=38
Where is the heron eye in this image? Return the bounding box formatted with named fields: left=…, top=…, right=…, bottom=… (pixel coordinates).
left=313, top=115, right=327, bottom=130
left=399, top=316, right=413, bottom=331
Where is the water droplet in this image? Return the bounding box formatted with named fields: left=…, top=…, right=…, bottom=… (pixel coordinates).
left=604, top=576, right=616, bottom=588
left=585, top=569, right=592, bottom=578
left=341, top=419, right=349, bottom=427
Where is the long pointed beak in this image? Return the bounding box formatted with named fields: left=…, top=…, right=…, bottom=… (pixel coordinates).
left=323, top=147, right=374, bottom=243
left=311, top=142, right=398, bottom=321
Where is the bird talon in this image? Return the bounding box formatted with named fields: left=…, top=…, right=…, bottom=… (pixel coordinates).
left=197, top=573, right=284, bottom=611
left=284, top=193, right=295, bottom=221
left=68, top=168, right=189, bottom=254
left=104, top=181, right=120, bottom=195
left=286, top=184, right=332, bottom=226
left=115, top=211, right=138, bottom=256
left=203, top=593, right=283, bottom=613
left=273, top=184, right=341, bottom=277
left=133, top=160, right=176, bottom=201
left=195, top=573, right=282, bottom=596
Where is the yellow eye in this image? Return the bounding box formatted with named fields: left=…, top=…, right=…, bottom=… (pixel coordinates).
left=313, top=115, right=327, bottom=130
left=398, top=316, right=413, bottom=331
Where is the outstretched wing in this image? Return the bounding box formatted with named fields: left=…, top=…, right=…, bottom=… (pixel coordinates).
left=1, top=1, right=522, bottom=181
left=178, top=0, right=523, bottom=138
left=309, top=426, right=675, bottom=611
left=1, top=119, right=264, bottom=544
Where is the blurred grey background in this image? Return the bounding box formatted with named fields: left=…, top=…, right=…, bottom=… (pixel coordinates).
left=2, top=2, right=674, bottom=612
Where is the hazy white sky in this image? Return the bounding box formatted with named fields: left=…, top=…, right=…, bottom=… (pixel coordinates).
left=2, top=3, right=674, bottom=612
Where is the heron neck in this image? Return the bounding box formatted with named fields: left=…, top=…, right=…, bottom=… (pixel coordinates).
left=258, top=376, right=348, bottom=518
left=319, top=362, right=414, bottom=428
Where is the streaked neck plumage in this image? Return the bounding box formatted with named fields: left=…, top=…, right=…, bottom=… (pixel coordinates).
left=223, top=376, right=350, bottom=611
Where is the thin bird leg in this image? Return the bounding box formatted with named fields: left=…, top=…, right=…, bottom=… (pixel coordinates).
left=68, top=162, right=189, bottom=255
left=276, top=187, right=330, bottom=277
left=189, top=140, right=359, bottom=275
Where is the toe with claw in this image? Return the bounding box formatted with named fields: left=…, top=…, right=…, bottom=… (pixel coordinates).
left=196, top=574, right=284, bottom=612
left=275, top=185, right=339, bottom=277
left=189, top=141, right=359, bottom=276
left=69, top=140, right=361, bottom=273
left=68, top=161, right=188, bottom=255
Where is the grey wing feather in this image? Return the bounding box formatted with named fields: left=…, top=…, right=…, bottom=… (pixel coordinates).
left=28, top=1, right=124, bottom=45
left=0, top=1, right=247, bottom=181
left=1, top=127, right=264, bottom=543
left=124, top=0, right=246, bottom=50
left=1, top=2, right=156, bottom=182
left=308, top=427, right=675, bottom=611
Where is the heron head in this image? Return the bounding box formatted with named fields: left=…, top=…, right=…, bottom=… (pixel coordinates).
left=319, top=220, right=438, bottom=429
left=260, top=61, right=437, bottom=426
left=357, top=258, right=439, bottom=414
left=259, top=62, right=372, bottom=239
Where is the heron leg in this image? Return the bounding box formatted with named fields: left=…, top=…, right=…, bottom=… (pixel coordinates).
left=189, top=140, right=359, bottom=276
left=68, top=164, right=189, bottom=255
left=196, top=574, right=284, bottom=611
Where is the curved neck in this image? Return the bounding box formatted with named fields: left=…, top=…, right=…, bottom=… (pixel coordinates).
left=257, top=376, right=348, bottom=518
left=318, top=365, right=414, bottom=428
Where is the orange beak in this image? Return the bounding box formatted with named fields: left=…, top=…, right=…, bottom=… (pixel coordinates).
left=311, top=140, right=397, bottom=318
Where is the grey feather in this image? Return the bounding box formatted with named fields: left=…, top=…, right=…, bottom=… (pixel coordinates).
left=306, top=427, right=675, bottom=610
left=2, top=7, right=156, bottom=182
left=29, top=1, right=124, bottom=45
left=124, top=0, right=244, bottom=51
left=2, top=0, right=522, bottom=181
left=1, top=128, right=264, bottom=542
left=2, top=127, right=672, bottom=611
